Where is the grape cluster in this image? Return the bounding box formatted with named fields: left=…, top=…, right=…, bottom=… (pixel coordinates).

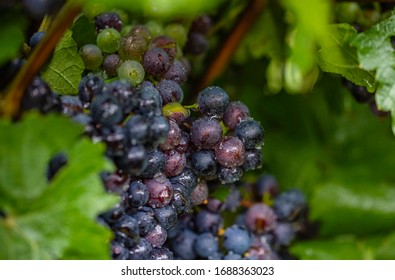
left=12, top=7, right=311, bottom=260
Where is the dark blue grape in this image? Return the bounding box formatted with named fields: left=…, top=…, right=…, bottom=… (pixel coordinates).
left=254, top=174, right=279, bottom=200
left=169, top=168, right=198, bottom=195
left=171, top=190, right=191, bottom=214
left=195, top=209, right=222, bottom=234
left=21, top=76, right=53, bottom=113
left=147, top=116, right=170, bottom=146
left=124, top=114, right=149, bottom=145
left=223, top=252, right=242, bottom=260
left=272, top=223, right=295, bottom=246
left=194, top=232, right=218, bottom=258
left=191, top=150, right=217, bottom=177
left=205, top=198, right=223, bottom=213
left=224, top=186, right=241, bottom=212
left=185, top=32, right=208, bottom=55
left=128, top=238, right=152, bottom=260
left=149, top=247, right=174, bottom=260
left=127, top=180, right=149, bottom=208
left=273, top=189, right=306, bottom=221
left=114, top=231, right=137, bottom=249
left=60, top=95, right=83, bottom=116
left=47, top=152, right=67, bottom=181
left=223, top=225, right=252, bottom=255
left=190, top=15, right=212, bottom=35
left=103, top=53, right=121, bottom=77
left=29, top=31, right=45, bottom=49
left=115, top=145, right=147, bottom=176
left=234, top=119, right=264, bottom=149
left=190, top=117, right=222, bottom=149
left=78, top=74, right=104, bottom=106
left=132, top=209, right=157, bottom=237
left=197, top=86, right=229, bottom=116
left=143, top=47, right=171, bottom=76
left=137, top=85, right=163, bottom=116
left=90, top=94, right=123, bottom=126
left=154, top=205, right=177, bottom=229
left=103, top=80, right=138, bottom=115
left=217, top=166, right=243, bottom=184
left=112, top=214, right=140, bottom=239
left=111, top=240, right=129, bottom=260
left=170, top=229, right=197, bottom=260
left=95, top=12, right=123, bottom=32
left=23, top=0, right=64, bottom=19
left=156, top=79, right=184, bottom=105
left=103, top=126, right=126, bottom=158
left=140, top=149, right=165, bottom=178
left=242, top=149, right=262, bottom=171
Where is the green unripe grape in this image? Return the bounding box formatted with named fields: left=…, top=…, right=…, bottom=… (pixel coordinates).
left=117, top=60, right=145, bottom=86
left=145, top=20, right=164, bottom=38
left=165, top=23, right=187, bottom=47
left=118, top=33, right=148, bottom=61
left=162, top=102, right=190, bottom=124
left=97, top=28, right=121, bottom=53
left=79, top=44, right=103, bottom=70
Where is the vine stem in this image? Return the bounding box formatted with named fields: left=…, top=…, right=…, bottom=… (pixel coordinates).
left=198, top=0, right=267, bottom=91
left=1, top=0, right=83, bottom=119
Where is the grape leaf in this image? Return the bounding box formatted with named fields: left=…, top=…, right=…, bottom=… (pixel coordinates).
left=71, top=14, right=97, bottom=48
left=311, top=182, right=395, bottom=236
left=41, top=30, right=84, bottom=95
left=0, top=114, right=117, bottom=259
left=350, top=13, right=395, bottom=134
left=0, top=10, right=27, bottom=66
left=316, top=24, right=376, bottom=92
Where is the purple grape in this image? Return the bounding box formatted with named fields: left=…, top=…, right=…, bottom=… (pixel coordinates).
left=190, top=118, right=222, bottom=149
left=145, top=224, right=167, bottom=248
left=159, top=120, right=181, bottom=150
left=273, top=189, right=306, bottom=221
left=272, top=223, right=295, bottom=246
left=132, top=209, right=157, bottom=237
left=115, top=145, right=147, bottom=176
left=215, top=136, right=245, bottom=168
left=149, top=247, right=174, bottom=260
left=189, top=15, right=212, bottom=35
left=103, top=80, right=138, bottom=115
left=195, top=209, right=223, bottom=234
left=163, top=150, right=186, bottom=177
left=245, top=203, right=277, bottom=234
left=143, top=47, right=171, bottom=76
left=103, top=54, right=121, bottom=77
left=169, top=168, right=198, bottom=195
left=148, top=116, right=170, bottom=146
left=78, top=74, right=104, bottom=106
left=170, top=229, right=197, bottom=260
left=171, top=191, right=191, bottom=214
left=254, top=174, right=279, bottom=200
left=90, top=93, right=123, bottom=126
left=144, top=174, right=173, bottom=208
left=112, top=214, right=140, bottom=239
left=162, top=102, right=190, bottom=125
left=190, top=180, right=209, bottom=206
left=128, top=238, right=152, bottom=260
left=176, top=131, right=190, bottom=154
left=124, top=114, right=149, bottom=145
left=185, top=32, right=208, bottom=55
left=163, top=60, right=188, bottom=84
left=95, top=12, right=123, bottom=32
left=156, top=79, right=184, bottom=105
left=111, top=241, right=129, bottom=260
left=151, top=35, right=177, bottom=61
left=140, top=149, right=165, bottom=178
left=223, top=101, right=250, bottom=130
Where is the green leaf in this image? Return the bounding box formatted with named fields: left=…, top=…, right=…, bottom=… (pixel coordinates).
left=350, top=13, right=395, bottom=133
left=317, top=24, right=376, bottom=92
left=290, top=236, right=370, bottom=260
left=0, top=113, right=117, bottom=259
left=311, top=182, right=395, bottom=236
left=0, top=10, right=27, bottom=66
left=71, top=15, right=97, bottom=48
left=41, top=30, right=84, bottom=95
left=211, top=186, right=231, bottom=202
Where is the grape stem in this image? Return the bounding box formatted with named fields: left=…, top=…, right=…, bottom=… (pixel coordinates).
left=197, top=0, right=267, bottom=91
left=0, top=0, right=83, bottom=119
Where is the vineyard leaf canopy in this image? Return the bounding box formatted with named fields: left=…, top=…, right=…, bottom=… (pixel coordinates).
left=350, top=13, right=395, bottom=134
left=0, top=114, right=117, bottom=259
left=316, top=23, right=376, bottom=92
